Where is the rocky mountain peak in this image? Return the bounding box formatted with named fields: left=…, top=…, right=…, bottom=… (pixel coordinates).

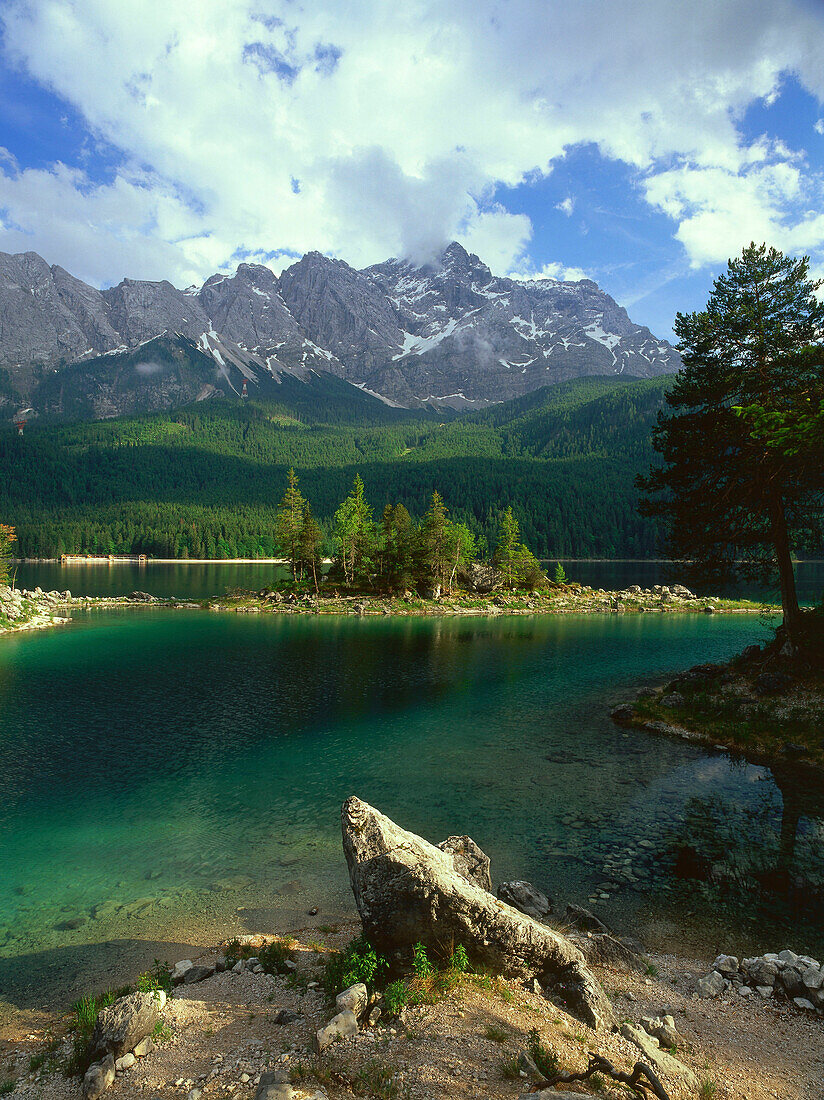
left=0, top=243, right=680, bottom=418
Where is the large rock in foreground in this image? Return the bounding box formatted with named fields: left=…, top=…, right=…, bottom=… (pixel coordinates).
left=341, top=797, right=614, bottom=1030
left=89, top=990, right=165, bottom=1061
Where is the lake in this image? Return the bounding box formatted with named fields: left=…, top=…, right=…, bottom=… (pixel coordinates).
left=12, top=559, right=824, bottom=604
left=1, top=593, right=822, bottom=1011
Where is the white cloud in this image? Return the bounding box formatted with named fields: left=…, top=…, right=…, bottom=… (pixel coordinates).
left=644, top=158, right=824, bottom=268
left=815, top=119, right=824, bottom=135
left=556, top=197, right=575, bottom=217
left=508, top=260, right=589, bottom=283
left=0, top=0, right=823, bottom=284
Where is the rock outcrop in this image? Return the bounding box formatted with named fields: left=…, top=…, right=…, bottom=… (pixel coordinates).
left=340, top=796, right=614, bottom=1030
left=437, top=835, right=492, bottom=891
left=89, top=990, right=166, bottom=1062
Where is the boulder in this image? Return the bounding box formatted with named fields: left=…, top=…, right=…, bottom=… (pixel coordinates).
left=274, top=1008, right=302, bottom=1025
left=171, top=959, right=193, bottom=984
left=640, top=1014, right=681, bottom=1049
left=183, top=964, right=215, bottom=984
left=335, top=983, right=368, bottom=1018
left=696, top=970, right=726, bottom=998
left=496, top=880, right=551, bottom=920
left=341, top=796, right=614, bottom=1030
left=437, top=835, right=492, bottom=891
left=83, top=1055, right=115, bottom=1100
left=620, top=1023, right=698, bottom=1090
left=89, top=990, right=165, bottom=1061
left=132, top=1037, right=154, bottom=1057
left=564, top=904, right=610, bottom=935
left=712, top=954, right=739, bottom=977
left=574, top=931, right=646, bottom=974
left=316, top=1009, right=358, bottom=1052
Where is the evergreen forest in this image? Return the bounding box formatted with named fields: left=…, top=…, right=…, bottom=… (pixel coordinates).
left=0, top=374, right=690, bottom=560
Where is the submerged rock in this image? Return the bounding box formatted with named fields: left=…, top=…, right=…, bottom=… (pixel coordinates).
left=496, top=880, right=551, bottom=920
left=341, top=796, right=614, bottom=1030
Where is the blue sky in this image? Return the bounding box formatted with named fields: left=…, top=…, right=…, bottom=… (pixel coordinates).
left=1, top=0, right=824, bottom=341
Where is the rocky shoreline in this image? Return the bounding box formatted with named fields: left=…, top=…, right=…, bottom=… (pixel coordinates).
left=0, top=582, right=772, bottom=639
left=1, top=800, right=822, bottom=1100
left=610, top=612, right=824, bottom=772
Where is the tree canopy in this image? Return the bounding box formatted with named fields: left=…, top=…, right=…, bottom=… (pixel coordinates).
left=639, top=243, right=824, bottom=647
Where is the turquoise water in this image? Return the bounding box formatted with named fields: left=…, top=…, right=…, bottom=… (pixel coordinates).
left=1, top=605, right=822, bottom=1009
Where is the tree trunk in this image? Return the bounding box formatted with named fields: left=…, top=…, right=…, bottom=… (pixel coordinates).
left=770, top=497, right=801, bottom=652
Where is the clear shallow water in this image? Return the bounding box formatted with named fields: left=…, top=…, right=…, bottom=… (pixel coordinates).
left=12, top=559, right=824, bottom=604
left=1, top=607, right=822, bottom=1009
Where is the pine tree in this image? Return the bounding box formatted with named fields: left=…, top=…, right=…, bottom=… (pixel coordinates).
left=332, top=474, right=375, bottom=587
left=418, top=491, right=450, bottom=590
left=298, top=503, right=324, bottom=593
left=494, top=506, right=520, bottom=586
left=554, top=562, right=567, bottom=584
left=639, top=243, right=824, bottom=650
left=274, top=468, right=306, bottom=581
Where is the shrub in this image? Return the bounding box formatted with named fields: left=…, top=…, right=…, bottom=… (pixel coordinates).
left=324, top=938, right=386, bottom=995
left=411, top=942, right=433, bottom=979
left=259, top=938, right=295, bottom=976
left=527, top=1028, right=559, bottom=1079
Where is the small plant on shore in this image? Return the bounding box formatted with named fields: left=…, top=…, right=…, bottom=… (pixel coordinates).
left=259, top=937, right=296, bottom=976
left=527, top=1027, right=560, bottom=1079
left=355, top=1058, right=403, bottom=1099
left=483, top=1024, right=509, bottom=1042
left=137, top=958, right=172, bottom=996
left=500, top=1054, right=521, bottom=1080
left=324, top=937, right=387, bottom=995
left=0, top=1077, right=15, bottom=1095
left=66, top=989, right=120, bottom=1076
left=411, top=942, right=433, bottom=979
left=553, top=562, right=567, bottom=584
left=383, top=979, right=409, bottom=1015
left=699, top=1082, right=717, bottom=1099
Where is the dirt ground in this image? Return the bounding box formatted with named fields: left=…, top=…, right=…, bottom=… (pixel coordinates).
left=1, top=923, right=822, bottom=1100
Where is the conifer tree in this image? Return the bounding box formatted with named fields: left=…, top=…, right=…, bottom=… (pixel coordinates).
left=274, top=468, right=306, bottom=581
left=418, top=491, right=451, bottom=590
left=333, top=474, right=375, bottom=586
left=298, top=503, right=324, bottom=593
left=639, top=243, right=824, bottom=650
left=494, top=506, right=520, bottom=585
left=381, top=502, right=415, bottom=592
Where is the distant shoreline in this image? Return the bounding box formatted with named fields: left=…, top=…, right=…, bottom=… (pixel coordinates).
left=13, top=556, right=823, bottom=565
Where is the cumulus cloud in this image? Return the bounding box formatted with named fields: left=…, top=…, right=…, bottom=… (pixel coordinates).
left=556, top=197, right=575, bottom=217
left=0, top=0, right=823, bottom=285
left=508, top=261, right=590, bottom=283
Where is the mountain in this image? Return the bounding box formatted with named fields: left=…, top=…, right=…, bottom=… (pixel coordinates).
left=0, top=242, right=679, bottom=421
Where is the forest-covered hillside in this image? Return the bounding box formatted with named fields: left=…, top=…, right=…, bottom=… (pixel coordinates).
left=1, top=375, right=672, bottom=559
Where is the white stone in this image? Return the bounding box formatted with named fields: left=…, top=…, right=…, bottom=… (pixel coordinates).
left=115, top=1054, right=135, bottom=1071
left=793, top=997, right=816, bottom=1011
left=696, top=970, right=726, bottom=998
left=335, top=983, right=368, bottom=1019
left=802, top=967, right=824, bottom=991
left=316, top=1010, right=358, bottom=1052
left=756, top=986, right=773, bottom=998
left=133, top=1037, right=154, bottom=1057
left=172, top=959, right=193, bottom=984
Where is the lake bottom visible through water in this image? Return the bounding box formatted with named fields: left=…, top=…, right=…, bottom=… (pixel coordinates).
left=0, top=579, right=822, bottom=1009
